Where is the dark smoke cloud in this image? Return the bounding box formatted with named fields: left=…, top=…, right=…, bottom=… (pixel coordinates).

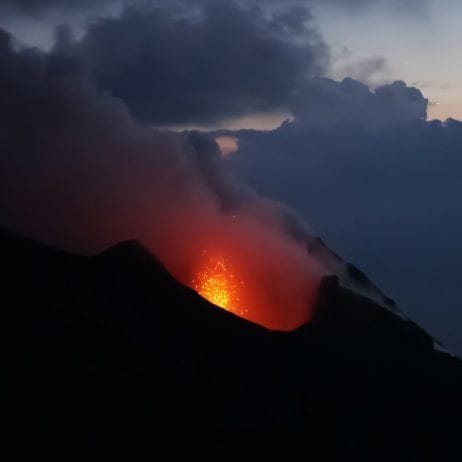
left=0, top=0, right=426, bottom=15
left=0, top=26, right=324, bottom=330
left=0, top=27, right=184, bottom=250
left=0, top=25, right=245, bottom=249
left=228, top=77, right=462, bottom=353
left=56, top=2, right=327, bottom=125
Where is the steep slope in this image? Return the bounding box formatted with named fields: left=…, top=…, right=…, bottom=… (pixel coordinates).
left=4, top=228, right=461, bottom=461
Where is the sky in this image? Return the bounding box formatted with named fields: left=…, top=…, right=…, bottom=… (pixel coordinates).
left=2, top=0, right=461, bottom=123
left=316, top=0, right=462, bottom=121
left=0, top=0, right=461, bottom=353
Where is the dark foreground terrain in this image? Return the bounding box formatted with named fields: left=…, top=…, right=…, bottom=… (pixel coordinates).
left=4, top=228, right=461, bottom=461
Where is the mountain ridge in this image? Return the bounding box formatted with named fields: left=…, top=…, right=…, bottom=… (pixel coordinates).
left=3, top=227, right=461, bottom=461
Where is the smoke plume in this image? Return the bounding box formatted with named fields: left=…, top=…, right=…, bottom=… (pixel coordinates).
left=0, top=26, right=324, bottom=329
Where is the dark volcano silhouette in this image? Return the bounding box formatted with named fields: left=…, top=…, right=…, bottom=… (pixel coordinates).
left=4, top=227, right=461, bottom=461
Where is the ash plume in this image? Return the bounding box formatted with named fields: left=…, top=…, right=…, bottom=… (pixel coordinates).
left=0, top=25, right=324, bottom=329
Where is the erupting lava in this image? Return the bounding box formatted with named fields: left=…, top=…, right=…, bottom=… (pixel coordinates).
left=186, top=234, right=322, bottom=330
left=192, top=252, right=248, bottom=317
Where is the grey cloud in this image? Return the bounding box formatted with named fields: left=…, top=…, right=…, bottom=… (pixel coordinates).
left=242, top=0, right=427, bottom=13
left=330, top=48, right=390, bottom=86
left=317, top=0, right=423, bottom=7
left=59, top=2, right=327, bottom=125
left=0, top=0, right=116, bottom=15
left=0, top=0, right=425, bottom=15
left=229, top=78, right=462, bottom=354
left=288, top=78, right=427, bottom=128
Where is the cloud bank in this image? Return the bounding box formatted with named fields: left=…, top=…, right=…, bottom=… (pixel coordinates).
left=228, top=78, right=462, bottom=352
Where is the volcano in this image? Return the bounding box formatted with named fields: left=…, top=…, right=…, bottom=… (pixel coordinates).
left=4, top=227, right=461, bottom=461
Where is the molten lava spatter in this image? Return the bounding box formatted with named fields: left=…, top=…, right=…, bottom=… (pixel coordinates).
left=193, top=253, right=247, bottom=317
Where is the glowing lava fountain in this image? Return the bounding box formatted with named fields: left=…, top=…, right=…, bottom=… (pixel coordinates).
left=192, top=253, right=248, bottom=317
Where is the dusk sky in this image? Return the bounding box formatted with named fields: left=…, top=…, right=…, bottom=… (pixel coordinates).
left=0, top=0, right=461, bottom=353
left=2, top=0, right=462, bottom=123
left=318, top=0, right=462, bottom=121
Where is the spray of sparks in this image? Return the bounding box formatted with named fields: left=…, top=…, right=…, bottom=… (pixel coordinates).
left=193, top=252, right=247, bottom=317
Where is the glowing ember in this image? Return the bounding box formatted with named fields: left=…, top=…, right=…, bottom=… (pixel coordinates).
left=192, top=253, right=247, bottom=317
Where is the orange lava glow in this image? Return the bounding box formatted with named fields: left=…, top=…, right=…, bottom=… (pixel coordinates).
left=192, top=253, right=248, bottom=317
